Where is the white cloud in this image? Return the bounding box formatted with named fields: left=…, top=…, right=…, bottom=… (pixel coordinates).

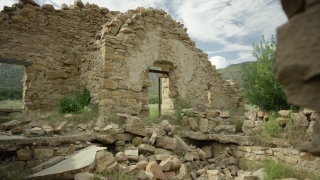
left=1, top=0, right=286, bottom=66
left=209, top=51, right=255, bottom=69
left=209, top=56, right=230, bottom=69
left=173, top=0, right=287, bottom=44
left=206, top=44, right=252, bottom=54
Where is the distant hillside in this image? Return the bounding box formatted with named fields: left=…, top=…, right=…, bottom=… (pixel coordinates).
left=0, top=63, right=24, bottom=100
left=217, top=61, right=255, bottom=86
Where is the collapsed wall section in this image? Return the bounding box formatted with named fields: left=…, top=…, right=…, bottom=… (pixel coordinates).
left=0, top=2, right=111, bottom=110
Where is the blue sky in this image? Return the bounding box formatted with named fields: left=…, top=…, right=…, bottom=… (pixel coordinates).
left=1, top=0, right=287, bottom=69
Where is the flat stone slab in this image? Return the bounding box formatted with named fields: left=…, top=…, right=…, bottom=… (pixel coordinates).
left=30, top=145, right=106, bottom=179
left=182, top=131, right=254, bottom=146
left=183, top=131, right=291, bottom=147
left=0, top=134, right=97, bottom=151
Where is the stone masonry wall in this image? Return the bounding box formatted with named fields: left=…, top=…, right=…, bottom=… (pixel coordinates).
left=90, top=7, right=243, bottom=115
left=0, top=1, right=112, bottom=110
left=0, top=1, right=243, bottom=114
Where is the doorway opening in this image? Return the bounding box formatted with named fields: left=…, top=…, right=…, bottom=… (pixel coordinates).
left=0, top=63, right=25, bottom=110
left=148, top=66, right=169, bottom=117
left=0, top=58, right=32, bottom=118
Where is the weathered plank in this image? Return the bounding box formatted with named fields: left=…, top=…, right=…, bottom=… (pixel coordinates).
left=0, top=57, right=33, bottom=66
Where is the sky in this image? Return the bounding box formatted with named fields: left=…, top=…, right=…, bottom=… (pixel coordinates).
left=0, top=0, right=287, bottom=69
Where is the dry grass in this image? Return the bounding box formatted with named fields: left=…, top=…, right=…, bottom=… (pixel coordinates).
left=0, top=100, right=22, bottom=109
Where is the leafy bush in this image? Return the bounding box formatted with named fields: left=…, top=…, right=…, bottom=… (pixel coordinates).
left=0, top=88, right=22, bottom=101
left=149, top=94, right=158, bottom=104
left=242, top=35, right=290, bottom=111
left=59, top=88, right=91, bottom=113
left=264, top=112, right=281, bottom=138
left=79, top=88, right=90, bottom=107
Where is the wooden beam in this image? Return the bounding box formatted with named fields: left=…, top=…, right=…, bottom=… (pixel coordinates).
left=0, top=58, right=33, bottom=66
left=149, top=69, right=169, bottom=75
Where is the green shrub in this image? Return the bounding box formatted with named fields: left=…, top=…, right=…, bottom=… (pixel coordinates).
left=0, top=88, right=22, bottom=101
left=149, top=94, right=158, bottom=104
left=79, top=87, right=90, bottom=107
left=242, top=35, right=290, bottom=111
left=264, top=112, right=281, bottom=138
left=263, top=159, right=295, bottom=180
left=59, top=88, right=91, bottom=113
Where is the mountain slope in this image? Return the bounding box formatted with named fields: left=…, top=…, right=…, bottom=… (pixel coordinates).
left=217, top=61, right=255, bottom=86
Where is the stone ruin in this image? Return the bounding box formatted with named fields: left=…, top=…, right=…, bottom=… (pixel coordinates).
left=0, top=0, right=243, bottom=116
left=1, top=0, right=320, bottom=179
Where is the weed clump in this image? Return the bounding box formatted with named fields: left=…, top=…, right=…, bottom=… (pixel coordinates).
left=59, top=87, right=91, bottom=113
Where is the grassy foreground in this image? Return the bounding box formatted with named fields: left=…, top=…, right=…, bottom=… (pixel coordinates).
left=0, top=100, right=22, bottom=109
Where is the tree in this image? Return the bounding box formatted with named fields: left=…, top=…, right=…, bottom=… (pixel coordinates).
left=242, top=35, right=290, bottom=110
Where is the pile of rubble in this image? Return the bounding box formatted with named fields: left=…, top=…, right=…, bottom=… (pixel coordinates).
left=179, top=109, right=236, bottom=135
left=1, top=108, right=319, bottom=179
left=0, top=111, right=263, bottom=180
left=242, top=108, right=319, bottom=137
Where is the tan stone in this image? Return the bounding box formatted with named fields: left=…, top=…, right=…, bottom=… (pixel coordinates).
left=12, top=15, right=30, bottom=23
left=17, top=149, right=32, bottom=161
left=100, top=79, right=117, bottom=90
left=156, top=137, right=177, bottom=150
left=146, top=161, right=166, bottom=180
left=21, top=7, right=37, bottom=17
left=96, top=150, right=116, bottom=171
left=34, top=148, right=54, bottom=160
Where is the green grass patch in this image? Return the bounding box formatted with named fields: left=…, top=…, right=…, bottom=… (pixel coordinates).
left=264, top=111, right=281, bottom=138
left=0, top=100, right=22, bottom=109
left=239, top=158, right=320, bottom=180
left=263, top=159, right=319, bottom=180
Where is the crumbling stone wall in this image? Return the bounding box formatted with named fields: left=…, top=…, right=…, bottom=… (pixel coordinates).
left=0, top=1, right=242, bottom=114
left=0, top=2, right=111, bottom=110
left=87, top=7, right=243, bottom=115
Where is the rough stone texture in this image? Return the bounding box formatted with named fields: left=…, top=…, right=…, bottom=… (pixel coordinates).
left=275, top=2, right=320, bottom=113
left=0, top=120, right=21, bottom=130
left=26, top=127, right=45, bottom=137
left=146, top=161, right=166, bottom=180
left=0, top=2, right=242, bottom=115
left=156, top=137, right=177, bottom=150
left=34, top=148, right=54, bottom=160
left=17, top=148, right=32, bottom=160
